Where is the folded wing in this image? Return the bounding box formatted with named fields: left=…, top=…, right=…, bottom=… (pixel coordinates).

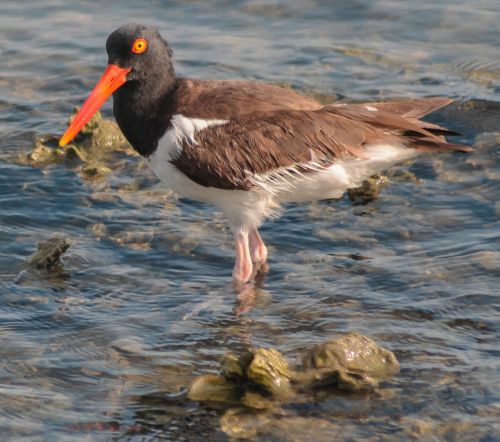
left=171, top=98, right=471, bottom=191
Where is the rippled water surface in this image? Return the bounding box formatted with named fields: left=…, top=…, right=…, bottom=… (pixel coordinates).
left=1, top=1, right=499, bottom=440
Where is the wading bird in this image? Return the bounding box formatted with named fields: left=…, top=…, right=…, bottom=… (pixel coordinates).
left=59, top=24, right=471, bottom=283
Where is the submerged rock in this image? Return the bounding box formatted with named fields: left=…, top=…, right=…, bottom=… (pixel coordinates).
left=80, top=162, right=113, bottom=179
left=300, top=333, right=400, bottom=391
left=220, top=408, right=271, bottom=439
left=240, top=391, right=277, bottom=410
left=187, top=374, right=241, bottom=403
left=28, top=238, right=70, bottom=269
left=347, top=174, right=390, bottom=205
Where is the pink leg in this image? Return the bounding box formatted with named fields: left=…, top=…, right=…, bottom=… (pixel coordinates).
left=249, top=228, right=268, bottom=263
left=233, top=228, right=253, bottom=283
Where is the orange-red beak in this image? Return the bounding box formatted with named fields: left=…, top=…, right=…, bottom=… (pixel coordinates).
left=59, top=64, right=130, bottom=147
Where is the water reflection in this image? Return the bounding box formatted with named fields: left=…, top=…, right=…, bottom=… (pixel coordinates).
left=233, top=266, right=270, bottom=316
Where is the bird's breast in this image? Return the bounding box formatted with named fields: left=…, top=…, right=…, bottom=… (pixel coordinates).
left=147, top=113, right=228, bottom=200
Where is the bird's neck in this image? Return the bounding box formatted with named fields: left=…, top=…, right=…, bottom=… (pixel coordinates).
left=113, top=71, right=178, bottom=157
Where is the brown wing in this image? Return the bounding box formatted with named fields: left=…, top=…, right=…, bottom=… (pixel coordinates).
left=342, top=97, right=464, bottom=137
left=361, top=97, right=453, bottom=119
left=171, top=98, right=471, bottom=190
left=175, top=78, right=322, bottom=119
left=332, top=100, right=468, bottom=146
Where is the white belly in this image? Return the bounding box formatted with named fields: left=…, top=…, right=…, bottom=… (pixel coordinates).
left=259, top=144, right=418, bottom=203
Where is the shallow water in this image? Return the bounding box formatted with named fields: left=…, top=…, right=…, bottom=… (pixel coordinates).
left=1, top=0, right=499, bottom=440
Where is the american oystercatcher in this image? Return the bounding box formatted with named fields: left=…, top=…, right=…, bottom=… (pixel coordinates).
left=59, top=24, right=471, bottom=283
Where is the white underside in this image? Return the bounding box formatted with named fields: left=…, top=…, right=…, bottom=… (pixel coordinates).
left=148, top=114, right=418, bottom=231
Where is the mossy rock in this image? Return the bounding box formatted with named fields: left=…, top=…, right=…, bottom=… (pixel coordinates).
left=241, top=348, right=293, bottom=398
left=22, top=109, right=134, bottom=172
left=347, top=174, right=390, bottom=205
left=300, top=333, right=400, bottom=390
left=187, top=333, right=399, bottom=409
left=220, top=353, right=245, bottom=382
left=28, top=238, right=70, bottom=269
left=22, top=136, right=65, bottom=166
left=80, top=162, right=112, bottom=179
left=240, top=391, right=277, bottom=410
left=187, top=374, right=242, bottom=403
left=68, top=109, right=131, bottom=151
left=220, top=408, right=271, bottom=439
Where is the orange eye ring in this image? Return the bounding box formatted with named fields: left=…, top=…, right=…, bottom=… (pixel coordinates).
left=132, top=38, right=148, bottom=54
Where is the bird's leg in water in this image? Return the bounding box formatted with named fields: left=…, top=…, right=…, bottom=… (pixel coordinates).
left=233, top=227, right=253, bottom=283
left=249, top=228, right=268, bottom=264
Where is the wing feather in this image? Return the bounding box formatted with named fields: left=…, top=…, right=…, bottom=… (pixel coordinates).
left=170, top=98, right=470, bottom=190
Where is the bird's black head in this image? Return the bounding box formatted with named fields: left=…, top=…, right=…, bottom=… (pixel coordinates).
left=106, top=23, right=175, bottom=82
left=59, top=24, right=176, bottom=147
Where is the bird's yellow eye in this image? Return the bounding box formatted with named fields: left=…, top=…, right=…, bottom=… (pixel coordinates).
left=131, top=38, right=148, bottom=54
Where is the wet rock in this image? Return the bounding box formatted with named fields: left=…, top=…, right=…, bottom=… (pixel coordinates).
left=389, top=169, right=420, bottom=183
left=187, top=334, right=399, bottom=412
left=187, top=348, right=293, bottom=406
left=80, top=162, right=112, bottom=180
left=66, top=108, right=131, bottom=151
left=400, top=416, right=483, bottom=441
left=221, top=408, right=340, bottom=440
left=240, top=391, right=276, bottom=410
left=187, top=374, right=241, bottom=403
left=256, top=415, right=340, bottom=442
left=347, top=174, right=390, bottom=205
left=242, top=348, right=293, bottom=398
left=23, top=135, right=65, bottom=166
left=220, top=408, right=271, bottom=439
left=220, top=353, right=245, bottom=382
left=110, top=229, right=154, bottom=251
left=474, top=131, right=500, bottom=150
left=21, top=109, right=135, bottom=183
left=88, top=223, right=107, bottom=240
left=28, top=238, right=70, bottom=269
left=470, top=250, right=500, bottom=272
left=186, top=335, right=402, bottom=438
left=300, top=333, right=400, bottom=391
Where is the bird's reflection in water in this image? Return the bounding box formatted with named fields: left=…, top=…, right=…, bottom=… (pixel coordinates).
left=233, top=263, right=269, bottom=316
left=181, top=264, right=271, bottom=320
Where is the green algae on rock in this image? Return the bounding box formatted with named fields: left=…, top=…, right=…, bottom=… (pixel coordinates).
left=220, top=353, right=245, bottom=382
left=65, top=108, right=131, bottom=151
left=188, top=333, right=399, bottom=409
left=21, top=109, right=135, bottom=180
left=300, top=333, right=400, bottom=391
left=242, top=348, right=293, bottom=398
left=23, top=135, right=66, bottom=166
left=347, top=173, right=390, bottom=205
left=183, top=334, right=400, bottom=438
left=80, top=162, right=113, bottom=180
left=240, top=391, right=277, bottom=410
left=187, top=374, right=242, bottom=403
left=28, top=238, right=70, bottom=269
left=187, top=349, right=293, bottom=405
left=220, top=407, right=272, bottom=439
